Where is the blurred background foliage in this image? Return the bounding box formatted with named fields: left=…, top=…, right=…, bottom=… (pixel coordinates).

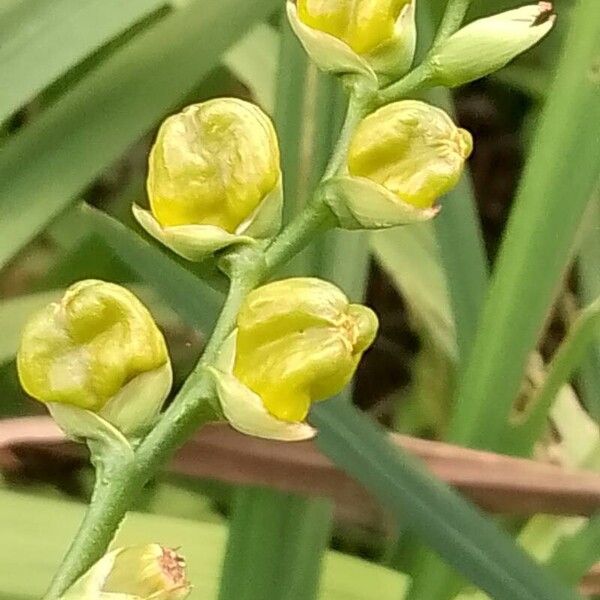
left=0, top=0, right=598, bottom=598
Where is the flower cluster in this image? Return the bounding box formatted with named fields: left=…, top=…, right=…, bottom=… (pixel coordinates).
left=17, top=3, right=555, bottom=448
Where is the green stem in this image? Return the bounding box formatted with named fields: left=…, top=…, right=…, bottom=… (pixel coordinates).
left=431, top=0, right=473, bottom=50
left=44, top=63, right=424, bottom=597
left=44, top=262, right=257, bottom=599
left=376, top=0, right=474, bottom=106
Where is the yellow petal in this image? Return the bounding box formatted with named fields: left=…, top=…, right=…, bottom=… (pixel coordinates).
left=232, top=278, right=378, bottom=423
left=297, top=0, right=410, bottom=54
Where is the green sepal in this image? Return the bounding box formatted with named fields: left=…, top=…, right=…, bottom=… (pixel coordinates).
left=208, top=331, right=316, bottom=441
left=48, top=402, right=134, bottom=467
left=323, top=175, right=439, bottom=230
left=133, top=178, right=283, bottom=262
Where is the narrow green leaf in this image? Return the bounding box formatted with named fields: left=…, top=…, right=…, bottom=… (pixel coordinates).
left=0, top=0, right=167, bottom=123
left=511, top=296, right=600, bottom=455
left=73, top=204, right=223, bottom=333
left=312, top=400, right=581, bottom=600
left=223, top=23, right=279, bottom=114
left=578, top=196, right=600, bottom=421
left=371, top=223, right=458, bottom=361
left=449, top=0, right=600, bottom=450
left=0, top=0, right=280, bottom=271
left=218, top=488, right=333, bottom=600
left=547, top=514, right=600, bottom=587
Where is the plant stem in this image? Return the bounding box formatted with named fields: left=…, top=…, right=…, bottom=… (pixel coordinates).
left=377, top=0, right=474, bottom=106
left=44, top=52, right=435, bottom=596
left=44, top=93, right=371, bottom=597
left=44, top=263, right=257, bottom=599
left=265, top=92, right=369, bottom=273
left=431, top=0, right=473, bottom=49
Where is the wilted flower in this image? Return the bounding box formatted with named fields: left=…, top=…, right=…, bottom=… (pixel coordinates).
left=209, top=278, right=378, bottom=441
left=17, top=280, right=172, bottom=439
left=324, top=100, right=472, bottom=229
left=287, top=0, right=416, bottom=85
left=61, top=544, right=190, bottom=600
left=430, top=3, right=556, bottom=87
left=134, top=98, right=282, bottom=261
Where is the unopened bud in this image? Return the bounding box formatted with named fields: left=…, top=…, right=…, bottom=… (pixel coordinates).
left=430, top=3, right=556, bottom=87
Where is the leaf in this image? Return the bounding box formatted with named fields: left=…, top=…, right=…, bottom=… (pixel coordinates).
left=449, top=0, right=600, bottom=451
left=223, top=24, right=279, bottom=114
left=0, top=0, right=167, bottom=124
left=311, top=399, right=581, bottom=600
left=0, top=0, right=281, bottom=271
left=371, top=223, right=458, bottom=361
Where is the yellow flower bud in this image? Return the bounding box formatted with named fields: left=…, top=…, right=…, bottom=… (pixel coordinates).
left=62, top=544, right=190, bottom=600
left=17, top=280, right=172, bottom=438
left=287, top=0, right=416, bottom=85
left=349, top=100, right=473, bottom=209
left=210, top=278, right=378, bottom=441
left=298, top=0, right=410, bottom=54
left=324, top=100, right=472, bottom=230
left=134, top=98, right=283, bottom=261
left=430, top=3, right=556, bottom=88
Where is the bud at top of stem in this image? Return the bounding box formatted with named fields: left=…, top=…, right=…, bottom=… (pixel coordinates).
left=430, top=3, right=556, bottom=88
left=148, top=98, right=280, bottom=233
left=348, top=100, right=472, bottom=209
left=297, top=0, right=411, bottom=55
left=17, top=280, right=169, bottom=412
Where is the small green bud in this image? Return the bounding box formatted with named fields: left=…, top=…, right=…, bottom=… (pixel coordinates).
left=134, top=98, right=283, bottom=261
left=209, top=278, right=378, bottom=441
left=17, top=280, right=172, bottom=440
left=61, top=544, right=191, bottom=600
left=287, top=0, right=416, bottom=87
left=324, top=100, right=472, bottom=229
left=430, top=3, right=556, bottom=87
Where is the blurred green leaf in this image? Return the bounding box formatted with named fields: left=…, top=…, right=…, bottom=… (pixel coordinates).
left=223, top=23, right=279, bottom=114
left=0, top=488, right=408, bottom=599
left=371, top=224, right=457, bottom=361
left=0, top=0, right=280, bottom=271
left=0, top=0, right=168, bottom=124
left=312, top=400, right=581, bottom=600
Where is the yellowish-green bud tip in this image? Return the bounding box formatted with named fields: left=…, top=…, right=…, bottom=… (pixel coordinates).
left=232, top=278, right=378, bottom=422
left=147, top=98, right=281, bottom=233
left=348, top=100, right=472, bottom=209
left=17, top=280, right=169, bottom=412
left=62, top=544, right=190, bottom=600
left=297, top=0, right=411, bottom=54
left=430, top=2, right=556, bottom=87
